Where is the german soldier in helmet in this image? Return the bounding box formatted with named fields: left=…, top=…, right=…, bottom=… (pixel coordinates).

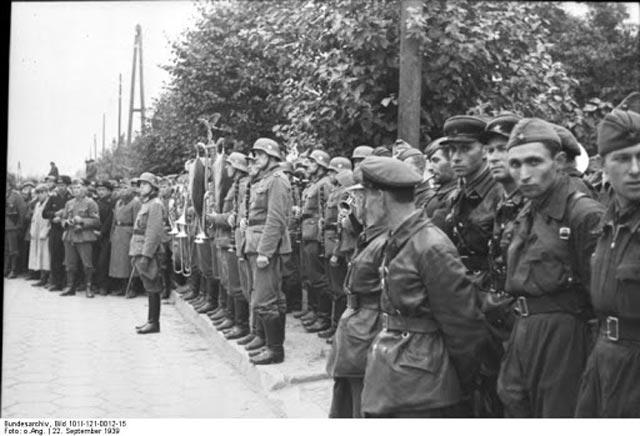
left=575, top=92, right=640, bottom=417
left=131, top=172, right=167, bottom=334
left=497, top=118, right=605, bottom=417
left=243, top=138, right=292, bottom=364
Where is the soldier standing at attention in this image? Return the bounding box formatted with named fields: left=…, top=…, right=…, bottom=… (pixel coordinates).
left=93, top=181, right=114, bottom=295
left=243, top=138, right=292, bottom=365
left=131, top=173, right=166, bottom=334
left=5, top=174, right=27, bottom=278
left=443, top=115, right=503, bottom=283
left=575, top=92, right=640, bottom=417
left=360, top=157, right=492, bottom=418
left=299, top=150, right=334, bottom=333
left=497, top=119, right=605, bottom=417
left=59, top=179, right=101, bottom=298
left=42, top=176, right=72, bottom=290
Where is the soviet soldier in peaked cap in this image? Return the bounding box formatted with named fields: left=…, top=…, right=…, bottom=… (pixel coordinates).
left=359, top=156, right=493, bottom=417
left=575, top=92, right=640, bottom=417
left=422, top=137, right=457, bottom=230
left=243, top=138, right=292, bottom=365
left=496, top=118, right=605, bottom=417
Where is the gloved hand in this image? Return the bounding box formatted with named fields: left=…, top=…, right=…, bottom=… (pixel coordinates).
left=139, top=256, right=151, bottom=271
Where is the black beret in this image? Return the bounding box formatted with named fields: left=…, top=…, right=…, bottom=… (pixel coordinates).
left=597, top=108, right=640, bottom=156
left=57, top=175, right=72, bottom=185
left=485, top=113, right=522, bottom=140
left=359, top=156, right=422, bottom=189
left=442, top=115, right=487, bottom=144
left=507, top=118, right=561, bottom=150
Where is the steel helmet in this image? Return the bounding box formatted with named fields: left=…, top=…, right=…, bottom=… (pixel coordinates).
left=352, top=145, right=374, bottom=159
left=226, top=152, right=249, bottom=173
left=134, top=172, right=159, bottom=189
left=328, top=156, right=352, bottom=172
left=309, top=149, right=331, bottom=169
left=252, top=138, right=282, bottom=160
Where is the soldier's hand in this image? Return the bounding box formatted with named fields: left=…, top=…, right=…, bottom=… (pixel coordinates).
left=139, top=256, right=150, bottom=270
left=74, top=215, right=83, bottom=223
left=329, top=255, right=339, bottom=266
left=227, top=213, right=236, bottom=228
left=52, top=216, right=61, bottom=224
left=256, top=254, right=269, bottom=269
left=239, top=218, right=248, bottom=232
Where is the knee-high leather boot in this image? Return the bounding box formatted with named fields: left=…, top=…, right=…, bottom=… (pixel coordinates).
left=85, top=267, right=95, bottom=298
left=137, top=293, right=161, bottom=334
left=60, top=270, right=77, bottom=296
left=250, top=311, right=285, bottom=365
left=244, top=308, right=266, bottom=351
left=216, top=293, right=236, bottom=331
left=224, top=296, right=250, bottom=340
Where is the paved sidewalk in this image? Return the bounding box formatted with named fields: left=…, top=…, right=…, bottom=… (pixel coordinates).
left=1, top=278, right=282, bottom=418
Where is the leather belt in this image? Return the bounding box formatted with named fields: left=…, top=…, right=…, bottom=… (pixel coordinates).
left=599, top=316, right=640, bottom=343
left=346, top=293, right=380, bottom=310
left=116, top=222, right=133, bottom=227
left=248, top=219, right=265, bottom=226
left=324, top=223, right=338, bottom=231
left=513, top=289, right=589, bottom=317
left=133, top=229, right=145, bottom=235
left=382, top=312, right=439, bottom=334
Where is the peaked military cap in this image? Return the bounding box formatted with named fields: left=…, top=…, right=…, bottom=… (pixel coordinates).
left=442, top=115, right=487, bottom=144
left=71, top=178, right=88, bottom=186
left=423, top=137, right=448, bottom=158
left=507, top=118, right=561, bottom=150
left=485, top=113, right=522, bottom=140
left=95, top=180, right=114, bottom=190
left=358, top=156, right=422, bottom=190
left=371, top=146, right=392, bottom=157
left=35, top=183, right=49, bottom=193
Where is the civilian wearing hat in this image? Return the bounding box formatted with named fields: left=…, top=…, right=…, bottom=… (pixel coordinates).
left=131, top=172, right=167, bottom=334
left=422, top=137, right=457, bottom=230
left=42, top=176, right=73, bottom=290
left=48, top=162, right=59, bottom=179
left=19, top=180, right=38, bottom=278
left=28, top=184, right=51, bottom=287
left=298, top=149, right=335, bottom=335
left=442, top=115, right=504, bottom=275
left=108, top=179, right=142, bottom=296
left=5, top=174, right=27, bottom=278
left=355, top=157, right=492, bottom=417
left=59, top=178, right=102, bottom=298
left=241, top=138, right=292, bottom=364
left=575, top=93, right=640, bottom=418
left=397, top=146, right=432, bottom=209
left=496, top=118, right=605, bottom=417
left=91, top=181, right=115, bottom=295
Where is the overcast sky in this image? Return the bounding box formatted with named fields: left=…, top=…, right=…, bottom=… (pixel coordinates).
left=8, top=1, right=198, bottom=178
left=7, top=1, right=639, bottom=180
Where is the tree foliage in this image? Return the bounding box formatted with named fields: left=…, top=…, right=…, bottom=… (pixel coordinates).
left=93, top=0, right=638, bottom=177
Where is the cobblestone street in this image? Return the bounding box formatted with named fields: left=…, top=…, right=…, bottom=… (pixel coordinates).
left=1, top=278, right=282, bottom=418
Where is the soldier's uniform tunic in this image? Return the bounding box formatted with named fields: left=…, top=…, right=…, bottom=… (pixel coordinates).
left=300, top=173, right=333, bottom=321
left=109, top=194, right=142, bottom=279
left=129, top=193, right=165, bottom=294
left=362, top=210, right=491, bottom=417
left=575, top=202, right=640, bottom=417
left=497, top=176, right=605, bottom=417
left=423, top=179, right=457, bottom=230
left=326, top=224, right=387, bottom=418
left=61, top=195, right=101, bottom=273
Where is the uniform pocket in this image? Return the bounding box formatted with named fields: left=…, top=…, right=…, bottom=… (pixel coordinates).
left=616, top=263, right=640, bottom=309
left=253, top=187, right=268, bottom=209
left=526, top=252, right=573, bottom=294
left=301, top=219, right=319, bottom=241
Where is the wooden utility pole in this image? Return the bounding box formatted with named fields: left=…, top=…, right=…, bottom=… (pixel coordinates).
left=93, top=134, right=97, bottom=160
left=127, top=24, right=146, bottom=147
left=118, top=74, right=122, bottom=147
left=397, top=0, right=422, bottom=148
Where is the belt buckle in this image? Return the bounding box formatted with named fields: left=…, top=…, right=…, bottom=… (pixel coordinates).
left=516, top=296, right=529, bottom=317
left=382, top=313, right=389, bottom=331
left=606, top=316, right=619, bottom=342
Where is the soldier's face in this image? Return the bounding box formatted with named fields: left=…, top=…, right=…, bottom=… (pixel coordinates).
left=485, top=137, right=512, bottom=183
left=307, top=161, right=320, bottom=176
left=71, top=185, right=84, bottom=197
left=139, top=181, right=153, bottom=196
left=429, top=149, right=454, bottom=184
left=508, top=142, right=561, bottom=199
left=328, top=170, right=338, bottom=184
left=248, top=161, right=259, bottom=177
left=603, top=142, right=640, bottom=208
left=255, top=151, right=269, bottom=170
left=448, top=140, right=484, bottom=178
left=96, top=187, right=109, bottom=199
left=37, top=191, right=47, bottom=202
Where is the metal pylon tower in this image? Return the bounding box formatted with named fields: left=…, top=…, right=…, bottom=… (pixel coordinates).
left=127, top=24, right=145, bottom=147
